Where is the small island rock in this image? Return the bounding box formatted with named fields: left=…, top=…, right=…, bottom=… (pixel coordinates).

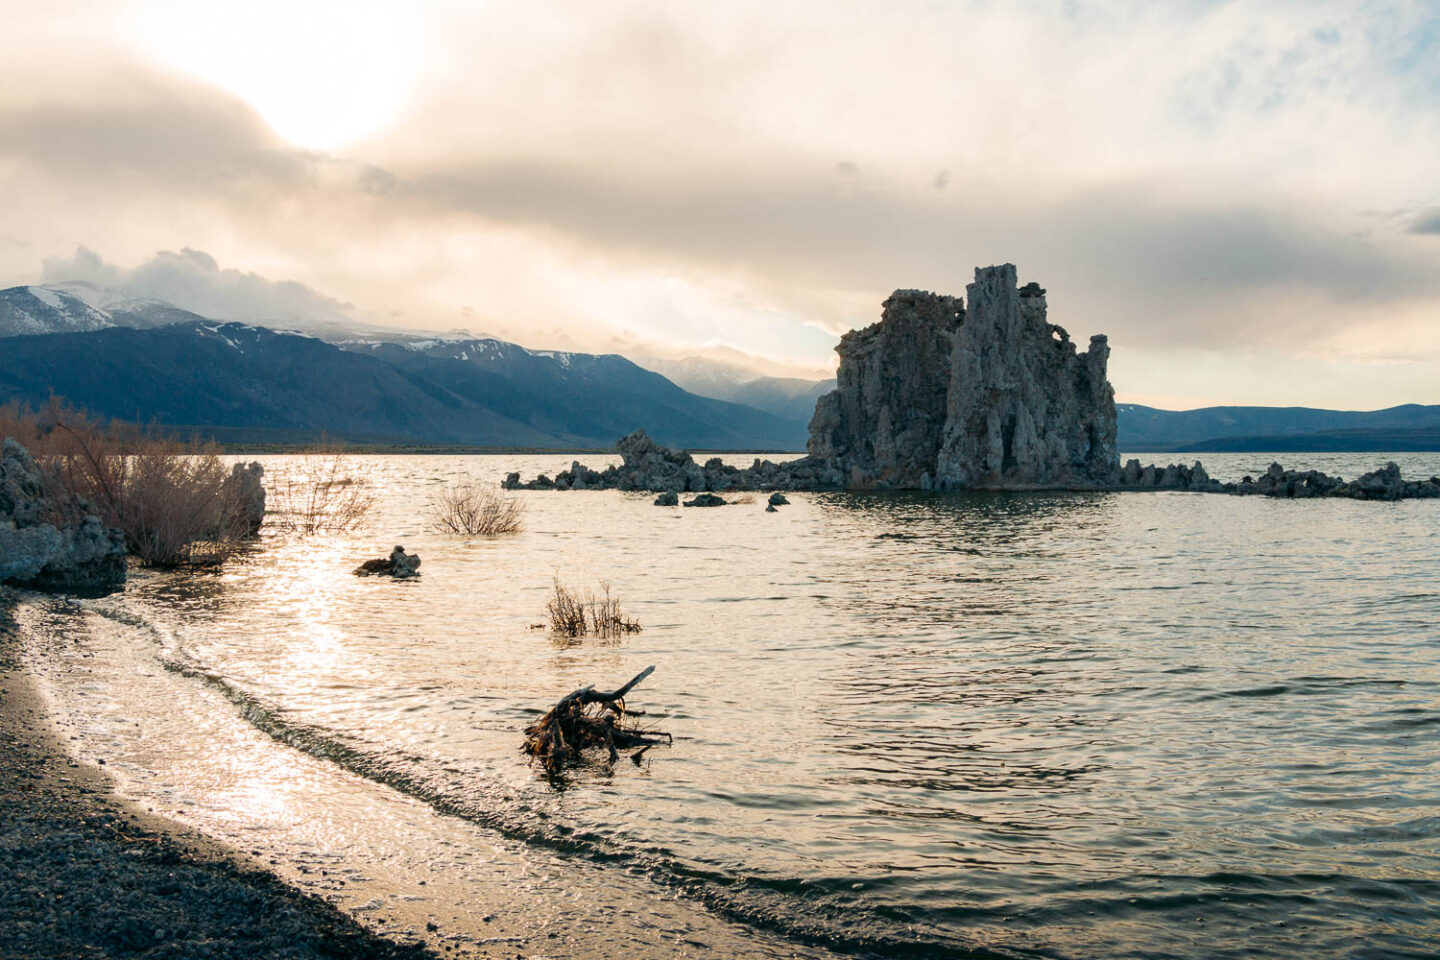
left=354, top=545, right=421, bottom=578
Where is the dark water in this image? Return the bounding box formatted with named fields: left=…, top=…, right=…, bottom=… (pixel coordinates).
left=19, top=452, right=1440, bottom=958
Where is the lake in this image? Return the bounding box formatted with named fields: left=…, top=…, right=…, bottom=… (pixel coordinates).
left=16, top=451, right=1440, bottom=959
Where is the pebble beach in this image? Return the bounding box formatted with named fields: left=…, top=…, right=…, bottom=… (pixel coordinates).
left=0, top=586, right=441, bottom=960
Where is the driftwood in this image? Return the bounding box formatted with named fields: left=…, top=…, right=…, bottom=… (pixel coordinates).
left=523, top=665, right=671, bottom=774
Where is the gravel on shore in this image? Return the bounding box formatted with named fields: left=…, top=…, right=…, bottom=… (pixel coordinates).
left=0, top=586, right=442, bottom=960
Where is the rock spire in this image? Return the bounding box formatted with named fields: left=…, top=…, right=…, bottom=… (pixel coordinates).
left=810, top=264, right=1118, bottom=489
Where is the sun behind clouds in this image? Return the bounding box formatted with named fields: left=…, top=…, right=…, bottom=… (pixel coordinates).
left=123, top=0, right=427, bottom=152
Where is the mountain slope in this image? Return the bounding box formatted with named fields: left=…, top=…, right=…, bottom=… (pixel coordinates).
left=0, top=324, right=808, bottom=449
left=0, top=324, right=587, bottom=446
left=343, top=338, right=809, bottom=449
left=0, top=286, right=114, bottom=337
left=730, top=377, right=836, bottom=423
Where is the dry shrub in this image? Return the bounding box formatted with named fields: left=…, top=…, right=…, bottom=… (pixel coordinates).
left=1, top=398, right=257, bottom=567
left=430, top=481, right=524, bottom=535
left=547, top=578, right=642, bottom=638
left=0, top=399, right=45, bottom=450
left=266, top=449, right=375, bottom=535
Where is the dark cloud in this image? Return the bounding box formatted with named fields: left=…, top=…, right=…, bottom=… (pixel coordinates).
left=367, top=158, right=1440, bottom=350
left=0, top=70, right=313, bottom=188
left=1408, top=207, right=1440, bottom=235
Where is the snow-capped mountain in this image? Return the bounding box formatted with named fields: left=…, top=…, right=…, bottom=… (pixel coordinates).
left=0, top=286, right=115, bottom=337
left=0, top=315, right=811, bottom=449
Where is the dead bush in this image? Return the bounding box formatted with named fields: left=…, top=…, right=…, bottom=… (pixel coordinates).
left=547, top=578, right=642, bottom=638
left=266, top=449, right=375, bottom=535
left=1, top=399, right=258, bottom=567
left=430, top=482, right=524, bottom=535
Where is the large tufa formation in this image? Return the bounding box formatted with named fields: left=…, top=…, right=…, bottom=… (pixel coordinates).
left=499, top=263, right=1438, bottom=499
left=504, top=264, right=1118, bottom=494
left=809, top=264, right=1117, bottom=489
left=807, top=290, right=961, bottom=488
left=0, top=439, right=127, bottom=592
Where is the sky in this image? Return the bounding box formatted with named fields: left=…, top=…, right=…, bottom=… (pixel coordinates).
left=2, top=0, right=1439, bottom=408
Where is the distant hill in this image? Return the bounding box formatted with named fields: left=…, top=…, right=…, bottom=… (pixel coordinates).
left=626, top=349, right=838, bottom=422
left=729, top=377, right=836, bottom=423
left=1117, top=403, right=1440, bottom=452
left=1178, top=428, right=1440, bottom=453
left=0, top=323, right=809, bottom=450
left=339, top=337, right=808, bottom=450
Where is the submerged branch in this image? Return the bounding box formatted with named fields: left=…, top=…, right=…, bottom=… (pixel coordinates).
left=522, top=665, right=670, bottom=775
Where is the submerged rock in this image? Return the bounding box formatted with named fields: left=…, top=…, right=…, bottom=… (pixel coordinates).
left=354, top=545, right=421, bottom=578
left=0, top=439, right=127, bottom=592
left=1114, top=457, right=1440, bottom=500
left=1228, top=461, right=1440, bottom=500
left=1114, top=459, right=1226, bottom=493
left=502, top=428, right=839, bottom=494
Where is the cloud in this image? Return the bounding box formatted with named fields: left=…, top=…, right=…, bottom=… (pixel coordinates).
left=1409, top=207, right=1440, bottom=235
left=40, top=246, right=361, bottom=329
left=4, top=2, right=1440, bottom=406
left=354, top=158, right=1440, bottom=353
left=0, top=62, right=309, bottom=188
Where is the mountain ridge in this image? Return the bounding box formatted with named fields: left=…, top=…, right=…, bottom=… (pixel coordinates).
left=1117, top=402, right=1440, bottom=451
left=4, top=282, right=1438, bottom=452
left=0, top=320, right=809, bottom=450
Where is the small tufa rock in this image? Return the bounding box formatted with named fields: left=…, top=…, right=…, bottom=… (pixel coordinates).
left=652, top=491, right=679, bottom=506
left=353, top=545, right=421, bottom=578
left=682, top=493, right=726, bottom=507
left=0, top=439, right=127, bottom=592
left=767, top=492, right=790, bottom=506
left=224, top=461, right=267, bottom=535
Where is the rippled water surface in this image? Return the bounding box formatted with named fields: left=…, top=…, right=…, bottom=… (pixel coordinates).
left=21, top=452, right=1440, bottom=958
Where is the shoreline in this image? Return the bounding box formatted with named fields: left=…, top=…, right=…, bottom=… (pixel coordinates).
left=0, top=586, right=841, bottom=960
left=0, top=586, right=440, bottom=960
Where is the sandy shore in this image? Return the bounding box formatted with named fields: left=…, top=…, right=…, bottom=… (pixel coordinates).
left=0, top=586, right=442, bottom=960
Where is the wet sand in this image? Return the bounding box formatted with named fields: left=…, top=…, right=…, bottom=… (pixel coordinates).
left=0, top=585, right=441, bottom=960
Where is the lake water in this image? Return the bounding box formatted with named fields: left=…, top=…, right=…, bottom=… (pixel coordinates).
left=16, top=452, right=1440, bottom=958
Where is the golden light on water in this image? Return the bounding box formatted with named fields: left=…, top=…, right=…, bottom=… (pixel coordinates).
left=269, top=538, right=352, bottom=680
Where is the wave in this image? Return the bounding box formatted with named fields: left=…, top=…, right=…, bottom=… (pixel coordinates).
left=74, top=596, right=1046, bottom=960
